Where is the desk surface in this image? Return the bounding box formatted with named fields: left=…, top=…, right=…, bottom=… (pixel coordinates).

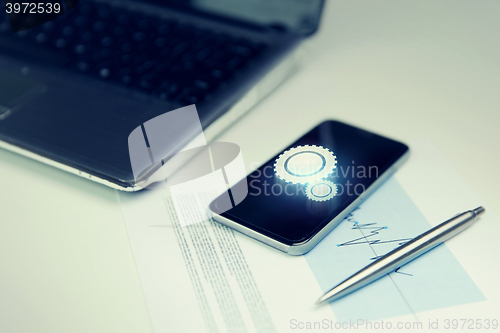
left=1, top=1, right=499, bottom=332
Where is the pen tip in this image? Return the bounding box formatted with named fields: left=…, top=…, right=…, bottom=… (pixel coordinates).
left=316, top=296, right=326, bottom=305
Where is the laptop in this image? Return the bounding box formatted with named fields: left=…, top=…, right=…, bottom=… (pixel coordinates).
left=0, top=0, right=324, bottom=191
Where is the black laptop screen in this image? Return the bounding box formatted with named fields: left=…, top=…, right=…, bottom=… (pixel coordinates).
left=159, top=0, right=324, bottom=35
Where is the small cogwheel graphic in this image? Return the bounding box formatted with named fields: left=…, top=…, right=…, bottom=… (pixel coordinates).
left=305, top=180, right=337, bottom=202
left=274, top=145, right=336, bottom=184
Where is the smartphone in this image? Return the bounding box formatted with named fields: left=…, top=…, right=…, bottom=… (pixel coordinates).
left=209, top=120, right=409, bottom=255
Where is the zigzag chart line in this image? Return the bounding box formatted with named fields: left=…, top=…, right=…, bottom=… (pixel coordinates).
left=337, top=207, right=413, bottom=276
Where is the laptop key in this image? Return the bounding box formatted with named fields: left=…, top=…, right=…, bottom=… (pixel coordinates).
left=226, top=43, right=252, bottom=57
left=74, top=44, right=87, bottom=54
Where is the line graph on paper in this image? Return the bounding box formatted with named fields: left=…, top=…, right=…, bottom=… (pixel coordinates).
left=337, top=207, right=413, bottom=276
left=304, top=177, right=484, bottom=321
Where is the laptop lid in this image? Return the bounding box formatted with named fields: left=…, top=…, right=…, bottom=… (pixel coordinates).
left=149, top=0, right=325, bottom=35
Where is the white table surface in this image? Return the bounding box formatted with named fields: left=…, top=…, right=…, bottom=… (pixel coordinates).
left=1, top=1, right=499, bottom=332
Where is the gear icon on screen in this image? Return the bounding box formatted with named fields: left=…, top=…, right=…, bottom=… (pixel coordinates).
left=305, top=180, right=337, bottom=202
left=274, top=145, right=336, bottom=184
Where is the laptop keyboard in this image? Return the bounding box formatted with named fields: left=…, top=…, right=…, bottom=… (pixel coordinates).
left=0, top=1, right=267, bottom=106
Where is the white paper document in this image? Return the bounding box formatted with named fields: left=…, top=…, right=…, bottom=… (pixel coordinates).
left=118, top=140, right=500, bottom=332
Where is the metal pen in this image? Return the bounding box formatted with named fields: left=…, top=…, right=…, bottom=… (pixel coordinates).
left=317, top=206, right=486, bottom=305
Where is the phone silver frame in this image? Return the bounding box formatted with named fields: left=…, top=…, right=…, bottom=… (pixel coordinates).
left=212, top=150, right=410, bottom=255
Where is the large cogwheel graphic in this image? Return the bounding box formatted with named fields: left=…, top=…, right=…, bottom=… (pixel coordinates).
left=274, top=145, right=336, bottom=184
left=305, top=180, right=337, bottom=202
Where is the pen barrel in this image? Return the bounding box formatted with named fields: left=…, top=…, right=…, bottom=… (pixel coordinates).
left=319, top=209, right=483, bottom=303
left=364, top=210, right=478, bottom=277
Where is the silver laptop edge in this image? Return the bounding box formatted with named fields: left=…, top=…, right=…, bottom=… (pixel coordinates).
left=0, top=44, right=306, bottom=191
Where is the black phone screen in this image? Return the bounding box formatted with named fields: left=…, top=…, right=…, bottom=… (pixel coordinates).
left=211, top=120, right=408, bottom=245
